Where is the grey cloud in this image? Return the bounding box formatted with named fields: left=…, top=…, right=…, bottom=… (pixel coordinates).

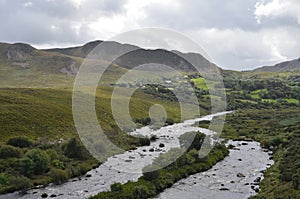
left=0, top=0, right=127, bottom=45
left=141, top=0, right=260, bottom=31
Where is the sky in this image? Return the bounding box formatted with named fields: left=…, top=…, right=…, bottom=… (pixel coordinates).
left=0, top=0, right=299, bottom=70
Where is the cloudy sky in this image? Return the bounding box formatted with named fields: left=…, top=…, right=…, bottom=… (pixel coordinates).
left=0, top=0, right=299, bottom=70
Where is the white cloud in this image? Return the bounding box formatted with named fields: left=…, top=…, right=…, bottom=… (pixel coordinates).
left=255, top=0, right=300, bottom=25
left=23, top=1, right=33, bottom=7
left=189, top=27, right=299, bottom=70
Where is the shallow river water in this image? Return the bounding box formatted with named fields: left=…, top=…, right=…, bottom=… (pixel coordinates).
left=155, top=140, right=273, bottom=199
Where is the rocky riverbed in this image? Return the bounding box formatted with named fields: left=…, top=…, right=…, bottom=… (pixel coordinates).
left=155, top=140, right=274, bottom=199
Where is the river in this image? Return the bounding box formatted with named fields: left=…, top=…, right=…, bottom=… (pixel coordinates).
left=0, top=111, right=273, bottom=199
left=155, top=140, right=274, bottom=199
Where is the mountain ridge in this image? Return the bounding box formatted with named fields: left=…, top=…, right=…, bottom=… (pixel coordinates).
left=252, top=58, right=300, bottom=72
left=0, top=40, right=223, bottom=87
left=1, top=40, right=299, bottom=88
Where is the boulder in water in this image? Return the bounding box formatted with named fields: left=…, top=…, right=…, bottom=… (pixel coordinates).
left=237, top=173, right=245, bottom=177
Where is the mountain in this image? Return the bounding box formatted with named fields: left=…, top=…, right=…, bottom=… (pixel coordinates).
left=44, top=40, right=140, bottom=59
left=252, top=58, right=300, bottom=72
left=45, top=41, right=219, bottom=73
left=0, top=40, right=221, bottom=87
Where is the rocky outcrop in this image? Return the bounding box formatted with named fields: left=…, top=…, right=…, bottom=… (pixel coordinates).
left=59, top=61, right=78, bottom=75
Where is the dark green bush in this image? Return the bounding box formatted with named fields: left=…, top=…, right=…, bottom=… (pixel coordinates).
left=139, top=136, right=150, bottom=146
left=6, top=136, right=33, bottom=148
left=63, top=137, right=90, bottom=160
left=110, top=182, right=122, bottom=192
left=21, top=149, right=50, bottom=176
left=0, top=145, right=23, bottom=158
left=20, top=157, right=34, bottom=176
left=132, top=185, right=150, bottom=199
left=10, top=175, right=32, bottom=192
left=0, top=173, right=10, bottom=186
left=50, top=168, right=69, bottom=185
left=142, top=165, right=159, bottom=181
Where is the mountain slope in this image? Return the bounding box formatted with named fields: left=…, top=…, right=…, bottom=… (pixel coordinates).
left=253, top=58, right=300, bottom=72
left=0, top=41, right=222, bottom=88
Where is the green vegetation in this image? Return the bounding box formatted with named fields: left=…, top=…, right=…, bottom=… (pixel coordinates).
left=221, top=109, right=300, bottom=199
left=191, top=77, right=208, bottom=90
left=0, top=134, right=99, bottom=194
left=0, top=85, right=194, bottom=194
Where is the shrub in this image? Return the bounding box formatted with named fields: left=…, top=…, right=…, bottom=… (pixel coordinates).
left=177, top=153, right=196, bottom=167
left=0, top=145, right=23, bottom=158
left=7, top=136, right=33, bottom=148
left=20, top=157, right=34, bottom=176
left=132, top=185, right=150, bottom=199
left=111, top=182, right=122, bottom=192
left=50, top=168, right=69, bottom=185
left=21, top=149, right=50, bottom=176
left=0, top=173, right=10, bottom=186
left=52, top=159, right=65, bottom=169
left=142, top=165, right=159, bottom=181
left=63, top=137, right=89, bottom=160
left=10, top=175, right=32, bottom=192
left=188, top=149, right=201, bottom=162
left=139, top=137, right=150, bottom=146
left=291, top=169, right=300, bottom=190
left=271, top=137, right=283, bottom=147
left=46, top=149, right=59, bottom=161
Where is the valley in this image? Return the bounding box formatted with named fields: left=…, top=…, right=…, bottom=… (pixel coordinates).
left=0, top=41, right=300, bottom=199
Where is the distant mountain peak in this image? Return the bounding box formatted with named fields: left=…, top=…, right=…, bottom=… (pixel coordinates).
left=253, top=58, right=300, bottom=72
left=6, top=42, right=36, bottom=61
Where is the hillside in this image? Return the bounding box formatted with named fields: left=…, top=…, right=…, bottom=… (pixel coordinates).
left=252, top=58, right=300, bottom=72
left=0, top=41, right=222, bottom=88
left=0, top=42, right=84, bottom=87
